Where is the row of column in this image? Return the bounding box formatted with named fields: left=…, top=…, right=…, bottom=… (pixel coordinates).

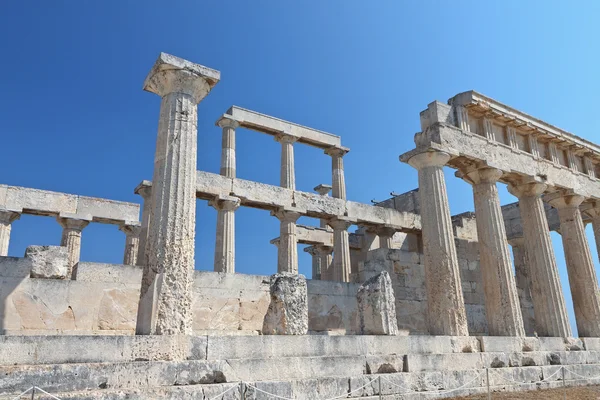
left=406, top=149, right=600, bottom=337
left=0, top=209, right=141, bottom=277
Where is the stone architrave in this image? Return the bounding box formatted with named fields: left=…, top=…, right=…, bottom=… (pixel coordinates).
left=119, top=223, right=141, bottom=266
left=271, top=208, right=302, bottom=274
left=275, top=133, right=298, bottom=190
left=462, top=166, right=524, bottom=337
left=26, top=245, right=69, bottom=279
left=406, top=150, right=468, bottom=336
left=508, top=182, right=572, bottom=337
left=325, top=147, right=348, bottom=200
left=327, top=217, right=355, bottom=283
left=262, top=273, right=308, bottom=335
left=136, top=53, right=220, bottom=336
left=210, top=195, right=241, bottom=273
left=134, top=181, right=152, bottom=267
left=357, top=271, right=399, bottom=335
left=508, top=237, right=536, bottom=336
left=57, top=214, right=90, bottom=279
left=550, top=193, right=600, bottom=337
left=0, top=209, right=20, bottom=257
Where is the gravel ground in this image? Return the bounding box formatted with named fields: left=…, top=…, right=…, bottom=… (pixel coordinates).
left=452, top=385, right=600, bottom=399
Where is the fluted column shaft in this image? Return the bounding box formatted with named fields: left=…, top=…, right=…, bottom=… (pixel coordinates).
left=304, top=246, right=321, bottom=280
left=58, top=217, right=90, bottom=279
left=508, top=182, right=571, bottom=337
left=134, top=182, right=152, bottom=267
left=120, top=224, right=141, bottom=266
left=210, top=196, right=241, bottom=273
left=314, top=184, right=333, bottom=230
left=407, top=151, right=468, bottom=336
left=316, top=245, right=333, bottom=281
left=375, top=226, right=396, bottom=249
left=273, top=209, right=301, bottom=273
left=0, top=210, right=20, bottom=257
left=218, top=118, right=239, bottom=178
left=552, top=195, right=600, bottom=337
left=137, top=55, right=218, bottom=335
left=465, top=167, right=524, bottom=336
left=328, top=218, right=353, bottom=283
left=326, top=148, right=348, bottom=200
left=276, top=134, right=297, bottom=190
left=509, top=238, right=536, bottom=336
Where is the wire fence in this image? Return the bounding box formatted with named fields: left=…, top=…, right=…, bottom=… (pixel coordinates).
left=7, top=365, right=600, bottom=400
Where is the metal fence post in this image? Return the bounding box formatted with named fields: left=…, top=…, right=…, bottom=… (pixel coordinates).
left=31, top=387, right=35, bottom=400
left=379, top=375, right=382, bottom=399
left=240, top=381, right=245, bottom=400
left=562, top=366, right=567, bottom=400
left=486, top=368, right=491, bottom=400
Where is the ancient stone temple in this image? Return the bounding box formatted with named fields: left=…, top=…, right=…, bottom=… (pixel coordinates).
left=3, top=53, right=600, bottom=399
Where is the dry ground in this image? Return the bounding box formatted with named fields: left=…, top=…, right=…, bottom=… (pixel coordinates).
left=452, top=385, right=600, bottom=399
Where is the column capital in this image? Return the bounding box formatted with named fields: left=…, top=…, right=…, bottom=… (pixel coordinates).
left=0, top=209, right=21, bottom=224
left=271, top=208, right=302, bottom=223
left=406, top=150, right=451, bottom=170
left=119, top=222, right=142, bottom=237
left=459, top=166, right=504, bottom=185
left=507, top=237, right=526, bottom=247
left=134, top=180, right=153, bottom=200
left=315, top=245, right=334, bottom=256
left=366, top=225, right=397, bottom=238
left=546, top=191, right=585, bottom=209
left=209, top=195, right=241, bottom=212
left=507, top=181, right=548, bottom=198
left=274, top=132, right=299, bottom=144
left=324, top=146, right=350, bottom=158
left=143, top=53, right=220, bottom=104
left=57, top=214, right=91, bottom=231
left=314, top=184, right=332, bottom=196
left=583, top=200, right=600, bottom=219
left=303, top=246, right=318, bottom=256
left=216, top=116, right=240, bottom=129
left=327, top=217, right=356, bottom=230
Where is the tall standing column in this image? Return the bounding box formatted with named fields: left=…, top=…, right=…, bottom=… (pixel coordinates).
left=508, top=238, right=536, bottom=336
left=550, top=193, right=600, bottom=337
left=57, top=215, right=90, bottom=279
left=406, top=150, right=468, bottom=336
left=276, top=133, right=298, bottom=190
left=327, top=217, right=354, bottom=283
left=304, top=246, right=322, bottom=280
left=134, top=181, right=152, bottom=267
left=136, top=53, right=220, bottom=335
left=586, top=202, right=600, bottom=264
left=0, top=209, right=20, bottom=257
left=463, top=167, right=524, bottom=336
left=217, top=117, right=239, bottom=178
left=272, top=209, right=302, bottom=273
left=316, top=245, right=333, bottom=281
left=373, top=226, right=396, bottom=249
left=508, top=182, right=572, bottom=337
left=120, top=223, right=141, bottom=266
left=325, top=147, right=349, bottom=200
left=210, top=196, right=241, bottom=273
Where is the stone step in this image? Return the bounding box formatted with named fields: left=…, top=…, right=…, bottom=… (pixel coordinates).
left=2, top=365, right=597, bottom=400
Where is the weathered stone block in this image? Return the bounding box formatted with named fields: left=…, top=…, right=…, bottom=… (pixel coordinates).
left=357, top=271, right=398, bottom=335
left=262, top=273, right=308, bottom=335
left=26, top=245, right=68, bottom=279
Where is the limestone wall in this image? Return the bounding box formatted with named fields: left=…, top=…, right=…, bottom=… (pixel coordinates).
left=0, top=258, right=360, bottom=335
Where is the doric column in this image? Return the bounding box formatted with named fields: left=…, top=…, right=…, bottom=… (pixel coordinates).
left=272, top=208, right=302, bottom=273
left=550, top=193, right=600, bottom=337
left=509, top=238, right=536, bottom=336
left=462, top=167, right=524, bottom=336
left=406, top=150, right=468, bottom=336
left=136, top=53, right=220, bottom=335
left=325, top=147, right=349, bottom=200
left=210, top=195, right=241, bottom=273
left=314, top=184, right=333, bottom=230
left=315, top=245, right=333, bottom=281
left=304, top=246, right=322, bottom=280
left=217, top=117, right=239, bottom=178
left=372, top=226, right=396, bottom=249
left=57, top=215, right=90, bottom=279
left=327, top=217, right=354, bottom=283
left=275, top=133, right=298, bottom=190
left=134, top=180, right=152, bottom=267
left=507, top=182, right=572, bottom=337
left=119, top=223, right=141, bottom=266
left=586, top=202, right=600, bottom=263
left=0, top=209, right=21, bottom=257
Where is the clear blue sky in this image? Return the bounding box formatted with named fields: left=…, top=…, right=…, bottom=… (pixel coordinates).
left=2, top=1, right=599, bottom=335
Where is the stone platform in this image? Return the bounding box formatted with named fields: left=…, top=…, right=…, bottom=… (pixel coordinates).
left=2, top=335, right=600, bottom=399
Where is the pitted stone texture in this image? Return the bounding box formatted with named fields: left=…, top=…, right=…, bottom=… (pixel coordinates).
left=0, top=209, right=20, bottom=256
left=262, top=273, right=308, bottom=335
left=357, top=271, right=398, bottom=335
left=26, top=245, right=69, bottom=280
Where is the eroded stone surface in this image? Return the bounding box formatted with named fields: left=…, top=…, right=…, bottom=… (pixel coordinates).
left=262, top=273, right=308, bottom=335
left=26, top=245, right=69, bottom=280
left=357, top=271, right=398, bottom=335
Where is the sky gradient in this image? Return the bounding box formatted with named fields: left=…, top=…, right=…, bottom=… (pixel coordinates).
left=2, top=1, right=599, bottom=335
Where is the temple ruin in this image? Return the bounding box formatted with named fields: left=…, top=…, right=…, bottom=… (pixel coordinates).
left=3, top=53, right=600, bottom=398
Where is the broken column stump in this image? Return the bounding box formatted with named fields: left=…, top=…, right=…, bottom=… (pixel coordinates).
left=262, top=273, right=308, bottom=335
left=357, top=271, right=398, bottom=335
